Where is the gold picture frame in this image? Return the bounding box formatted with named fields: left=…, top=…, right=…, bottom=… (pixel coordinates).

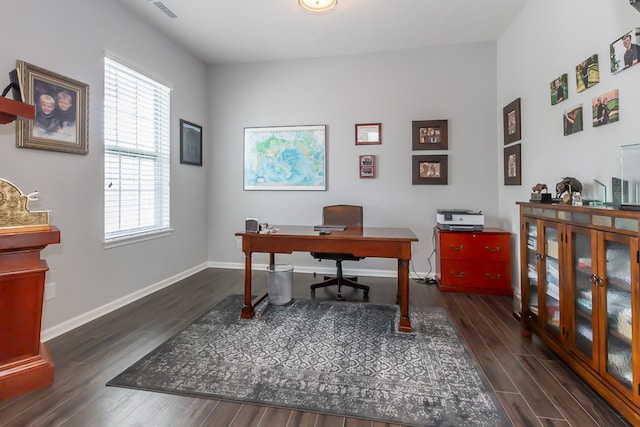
left=16, top=60, right=89, bottom=154
left=355, top=123, right=381, bottom=145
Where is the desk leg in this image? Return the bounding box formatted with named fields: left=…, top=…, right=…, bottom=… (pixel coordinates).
left=241, top=251, right=254, bottom=319
left=398, top=258, right=412, bottom=332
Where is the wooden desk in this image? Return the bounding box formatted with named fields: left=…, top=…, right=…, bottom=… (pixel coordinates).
left=235, top=225, right=418, bottom=332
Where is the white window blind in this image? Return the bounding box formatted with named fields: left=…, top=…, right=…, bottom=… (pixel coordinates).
left=104, top=57, right=171, bottom=242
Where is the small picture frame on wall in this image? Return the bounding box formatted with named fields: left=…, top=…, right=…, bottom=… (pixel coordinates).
left=610, top=28, right=640, bottom=74
left=504, top=144, right=521, bottom=186
left=15, top=60, right=89, bottom=154
left=359, top=155, right=376, bottom=178
left=550, top=74, right=568, bottom=105
left=575, top=54, right=599, bottom=93
left=502, top=98, right=521, bottom=145
left=180, top=119, right=203, bottom=166
left=412, top=155, right=448, bottom=185
left=412, top=120, right=448, bottom=151
left=355, top=123, right=381, bottom=145
left=563, top=104, right=583, bottom=136
left=592, top=89, right=619, bottom=127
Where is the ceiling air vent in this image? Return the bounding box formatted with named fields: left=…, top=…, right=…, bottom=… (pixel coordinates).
left=150, top=1, right=177, bottom=18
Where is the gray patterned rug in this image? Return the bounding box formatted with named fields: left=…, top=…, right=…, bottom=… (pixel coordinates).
left=107, top=295, right=511, bottom=426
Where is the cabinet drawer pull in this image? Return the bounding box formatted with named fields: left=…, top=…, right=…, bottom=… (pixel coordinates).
left=449, top=245, right=464, bottom=251
left=449, top=271, right=465, bottom=278
left=485, top=273, right=502, bottom=280
left=485, top=246, right=501, bottom=252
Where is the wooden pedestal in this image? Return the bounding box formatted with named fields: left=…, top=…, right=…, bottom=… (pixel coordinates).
left=0, top=226, right=60, bottom=400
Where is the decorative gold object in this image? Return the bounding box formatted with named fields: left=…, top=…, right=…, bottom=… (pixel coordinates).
left=0, top=178, right=50, bottom=233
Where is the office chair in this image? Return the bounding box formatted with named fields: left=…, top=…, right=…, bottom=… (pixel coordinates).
left=310, top=204, right=370, bottom=300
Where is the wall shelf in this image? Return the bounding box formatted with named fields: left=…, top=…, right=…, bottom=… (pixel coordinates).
left=0, top=96, right=35, bottom=124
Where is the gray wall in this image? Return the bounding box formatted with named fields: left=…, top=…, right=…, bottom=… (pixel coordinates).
left=497, top=0, right=640, bottom=294
left=0, top=0, right=209, bottom=338
left=208, top=44, right=502, bottom=275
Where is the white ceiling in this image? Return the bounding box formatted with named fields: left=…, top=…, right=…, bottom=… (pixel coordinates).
left=115, top=0, right=529, bottom=65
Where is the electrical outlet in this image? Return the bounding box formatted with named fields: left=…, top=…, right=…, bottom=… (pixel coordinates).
left=236, top=238, right=242, bottom=249
left=44, top=282, right=56, bottom=300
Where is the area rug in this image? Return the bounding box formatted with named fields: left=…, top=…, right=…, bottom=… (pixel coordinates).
left=107, top=295, right=511, bottom=426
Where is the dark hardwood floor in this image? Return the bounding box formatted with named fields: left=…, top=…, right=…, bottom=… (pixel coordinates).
left=0, top=268, right=633, bottom=426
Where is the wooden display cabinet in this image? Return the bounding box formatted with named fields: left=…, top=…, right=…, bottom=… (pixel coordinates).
left=519, top=202, right=640, bottom=424
left=0, top=227, right=60, bottom=400
left=435, top=227, right=513, bottom=295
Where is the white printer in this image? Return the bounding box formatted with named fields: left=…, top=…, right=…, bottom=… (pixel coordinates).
left=436, top=209, right=484, bottom=231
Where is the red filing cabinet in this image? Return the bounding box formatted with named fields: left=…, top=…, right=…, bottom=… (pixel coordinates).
left=435, top=227, right=513, bottom=295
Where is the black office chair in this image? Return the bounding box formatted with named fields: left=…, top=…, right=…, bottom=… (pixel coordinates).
left=310, top=204, right=370, bottom=300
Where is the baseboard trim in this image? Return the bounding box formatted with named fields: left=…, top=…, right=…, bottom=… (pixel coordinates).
left=41, top=263, right=209, bottom=342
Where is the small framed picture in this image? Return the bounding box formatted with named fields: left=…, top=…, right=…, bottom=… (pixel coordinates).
left=412, top=155, right=448, bottom=185
left=610, top=28, right=640, bottom=74
left=575, top=54, right=599, bottom=93
left=592, top=89, right=619, bottom=128
left=504, top=144, right=521, bottom=186
left=180, top=119, right=203, bottom=166
left=15, top=60, right=89, bottom=154
left=502, top=98, right=521, bottom=145
left=359, top=155, right=376, bottom=178
left=355, top=123, right=381, bottom=145
left=563, top=104, right=583, bottom=136
left=412, top=120, right=448, bottom=151
left=550, top=74, right=568, bottom=105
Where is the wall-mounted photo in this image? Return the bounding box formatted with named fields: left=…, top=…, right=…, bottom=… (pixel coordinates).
left=610, top=28, right=640, bottom=74
left=502, top=98, right=521, bottom=145
left=15, top=60, right=89, bottom=154
left=412, top=120, right=448, bottom=150
left=355, top=123, right=381, bottom=145
left=592, top=89, right=619, bottom=127
left=359, top=155, right=376, bottom=178
left=550, top=74, right=568, bottom=105
left=412, top=155, right=448, bottom=185
left=575, top=54, right=599, bottom=93
left=180, top=119, right=203, bottom=166
left=563, top=104, right=583, bottom=136
left=504, top=144, right=521, bottom=186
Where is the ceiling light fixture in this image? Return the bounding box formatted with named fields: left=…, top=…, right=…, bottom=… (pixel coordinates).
left=298, top=0, right=338, bottom=14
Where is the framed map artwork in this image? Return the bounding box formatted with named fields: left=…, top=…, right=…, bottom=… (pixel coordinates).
left=243, top=125, right=326, bottom=190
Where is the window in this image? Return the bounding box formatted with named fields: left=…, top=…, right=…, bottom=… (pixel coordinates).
left=104, top=57, right=171, bottom=245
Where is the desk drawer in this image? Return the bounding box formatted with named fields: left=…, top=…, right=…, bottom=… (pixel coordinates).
left=438, top=260, right=512, bottom=292
left=439, top=232, right=510, bottom=262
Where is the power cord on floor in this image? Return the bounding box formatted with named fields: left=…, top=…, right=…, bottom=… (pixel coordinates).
left=411, top=228, right=440, bottom=286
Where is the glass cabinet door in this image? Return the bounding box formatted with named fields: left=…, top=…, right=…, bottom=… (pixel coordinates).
left=568, top=227, right=596, bottom=364
left=543, top=225, right=560, bottom=333
left=600, top=234, right=634, bottom=395
left=525, top=221, right=539, bottom=317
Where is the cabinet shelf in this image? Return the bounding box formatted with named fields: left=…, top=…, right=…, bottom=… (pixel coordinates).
left=0, top=96, right=35, bottom=124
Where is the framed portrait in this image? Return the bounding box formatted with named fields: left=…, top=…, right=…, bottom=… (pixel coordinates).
left=355, top=123, right=381, bottom=145
left=412, top=120, right=448, bottom=151
left=15, top=60, right=89, bottom=154
left=563, top=104, right=583, bottom=136
left=244, top=125, right=326, bottom=190
left=412, top=155, right=448, bottom=185
left=550, top=73, right=568, bottom=105
left=575, top=54, right=599, bottom=93
left=180, top=119, right=203, bottom=166
left=592, top=89, right=619, bottom=128
left=359, top=155, right=376, bottom=178
left=610, top=28, right=640, bottom=74
left=504, top=144, right=521, bottom=186
left=502, top=98, right=521, bottom=145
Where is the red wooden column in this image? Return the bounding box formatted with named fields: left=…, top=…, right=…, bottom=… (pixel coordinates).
left=0, top=226, right=60, bottom=400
